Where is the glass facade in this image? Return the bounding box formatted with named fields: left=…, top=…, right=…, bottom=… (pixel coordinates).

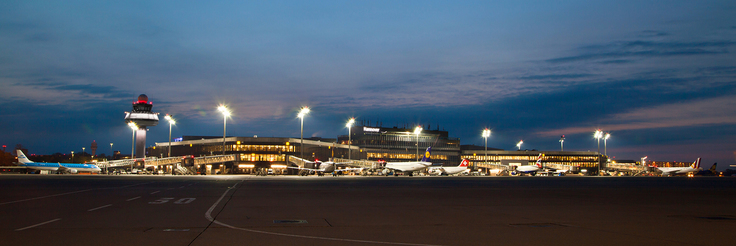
left=462, top=150, right=603, bottom=172
left=338, top=125, right=461, bottom=164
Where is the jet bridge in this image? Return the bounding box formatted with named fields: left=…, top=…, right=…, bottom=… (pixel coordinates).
left=97, top=154, right=237, bottom=174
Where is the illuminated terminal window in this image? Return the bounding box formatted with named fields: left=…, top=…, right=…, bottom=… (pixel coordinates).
left=202, top=144, right=296, bottom=153
left=239, top=154, right=285, bottom=162
left=367, top=152, right=448, bottom=161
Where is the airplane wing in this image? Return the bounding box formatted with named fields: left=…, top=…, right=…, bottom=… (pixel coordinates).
left=287, top=166, right=325, bottom=172
left=336, top=167, right=363, bottom=172
left=384, top=165, right=409, bottom=172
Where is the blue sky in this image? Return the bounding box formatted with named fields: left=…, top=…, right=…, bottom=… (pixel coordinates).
left=1, top=1, right=735, bottom=167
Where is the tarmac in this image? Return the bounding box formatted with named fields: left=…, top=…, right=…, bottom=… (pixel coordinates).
left=1, top=175, right=735, bottom=246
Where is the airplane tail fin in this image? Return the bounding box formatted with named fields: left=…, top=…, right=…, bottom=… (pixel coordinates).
left=690, top=158, right=701, bottom=169
left=710, top=163, right=717, bottom=172
left=536, top=153, right=544, bottom=168
left=459, top=159, right=469, bottom=167
left=16, top=150, right=32, bottom=164
left=420, top=147, right=432, bottom=162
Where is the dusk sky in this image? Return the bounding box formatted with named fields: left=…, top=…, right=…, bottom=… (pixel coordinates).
left=1, top=1, right=735, bottom=168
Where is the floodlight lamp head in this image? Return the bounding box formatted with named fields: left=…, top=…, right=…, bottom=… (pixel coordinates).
left=218, top=105, right=231, bottom=117
left=298, top=107, right=310, bottom=118
left=346, top=118, right=355, bottom=128
left=128, top=122, right=138, bottom=130
left=482, top=129, right=491, bottom=138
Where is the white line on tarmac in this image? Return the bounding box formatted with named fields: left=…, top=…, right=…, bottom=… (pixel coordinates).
left=126, top=196, right=141, bottom=201
left=178, top=186, right=185, bottom=189
left=203, top=180, right=442, bottom=246
left=88, top=204, right=112, bottom=211
left=151, top=191, right=160, bottom=194
left=15, top=218, right=62, bottom=231
left=0, top=189, right=95, bottom=206
left=0, top=182, right=154, bottom=206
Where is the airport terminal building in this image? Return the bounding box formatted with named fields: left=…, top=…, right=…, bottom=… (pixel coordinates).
left=460, top=146, right=603, bottom=174
left=148, top=122, right=614, bottom=175
left=337, top=125, right=461, bottom=165
left=149, top=136, right=361, bottom=174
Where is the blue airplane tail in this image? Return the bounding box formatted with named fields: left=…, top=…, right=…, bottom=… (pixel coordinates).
left=420, top=147, right=432, bottom=162
left=16, top=150, right=32, bottom=165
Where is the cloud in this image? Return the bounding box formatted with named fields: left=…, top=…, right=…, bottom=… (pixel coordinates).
left=546, top=40, right=736, bottom=63
left=638, top=30, right=669, bottom=37
left=0, top=77, right=134, bottom=107
left=517, top=74, right=595, bottom=80
left=537, top=94, right=736, bottom=137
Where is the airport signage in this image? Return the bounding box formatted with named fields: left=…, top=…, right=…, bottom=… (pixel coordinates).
left=363, top=127, right=380, bottom=133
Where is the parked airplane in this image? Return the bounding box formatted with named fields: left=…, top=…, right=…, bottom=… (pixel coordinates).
left=428, top=159, right=469, bottom=176
left=289, top=159, right=362, bottom=176
left=695, top=162, right=717, bottom=176
left=514, top=153, right=543, bottom=176
left=16, top=150, right=101, bottom=174
left=657, top=158, right=701, bottom=176
left=383, top=147, right=433, bottom=176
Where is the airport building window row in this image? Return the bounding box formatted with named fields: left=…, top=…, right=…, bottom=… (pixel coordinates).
left=199, top=144, right=298, bottom=154
left=240, top=153, right=286, bottom=162
left=366, top=152, right=450, bottom=161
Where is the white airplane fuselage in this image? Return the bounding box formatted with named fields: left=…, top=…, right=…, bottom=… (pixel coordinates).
left=658, top=166, right=701, bottom=175
left=658, top=158, right=701, bottom=176
left=516, top=165, right=540, bottom=174
left=385, top=162, right=432, bottom=173
left=429, top=166, right=468, bottom=175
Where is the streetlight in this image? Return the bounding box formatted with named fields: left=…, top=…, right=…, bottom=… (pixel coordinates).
left=128, top=122, right=138, bottom=160
left=414, top=126, right=422, bottom=161
left=594, top=129, right=603, bottom=176
left=71, top=151, right=74, bottom=162
left=559, top=135, right=565, bottom=151
left=81, top=147, right=85, bottom=162
left=346, top=118, right=355, bottom=160
left=110, top=143, right=113, bottom=158
left=604, top=132, right=610, bottom=157
left=218, top=105, right=230, bottom=155
left=298, top=107, right=310, bottom=159
left=482, top=129, right=491, bottom=164
left=594, top=129, right=603, bottom=154
left=516, top=140, right=523, bottom=150
left=164, top=114, right=176, bottom=157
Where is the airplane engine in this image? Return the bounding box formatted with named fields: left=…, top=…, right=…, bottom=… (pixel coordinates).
left=382, top=169, right=391, bottom=176
left=68, top=169, right=78, bottom=174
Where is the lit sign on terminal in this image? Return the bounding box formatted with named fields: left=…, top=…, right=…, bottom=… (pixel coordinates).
left=363, top=127, right=380, bottom=133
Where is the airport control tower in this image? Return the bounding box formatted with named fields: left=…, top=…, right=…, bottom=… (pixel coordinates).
left=125, top=94, right=159, bottom=159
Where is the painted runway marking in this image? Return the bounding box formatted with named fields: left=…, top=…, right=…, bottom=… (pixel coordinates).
left=150, top=191, right=160, bottom=194
left=0, top=182, right=154, bottom=206
left=149, top=198, right=174, bottom=204
left=0, top=189, right=94, bottom=206
left=126, top=196, right=141, bottom=201
left=178, top=186, right=185, bottom=189
left=88, top=204, right=112, bottom=211
left=204, top=180, right=441, bottom=246
left=15, top=218, right=62, bottom=231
